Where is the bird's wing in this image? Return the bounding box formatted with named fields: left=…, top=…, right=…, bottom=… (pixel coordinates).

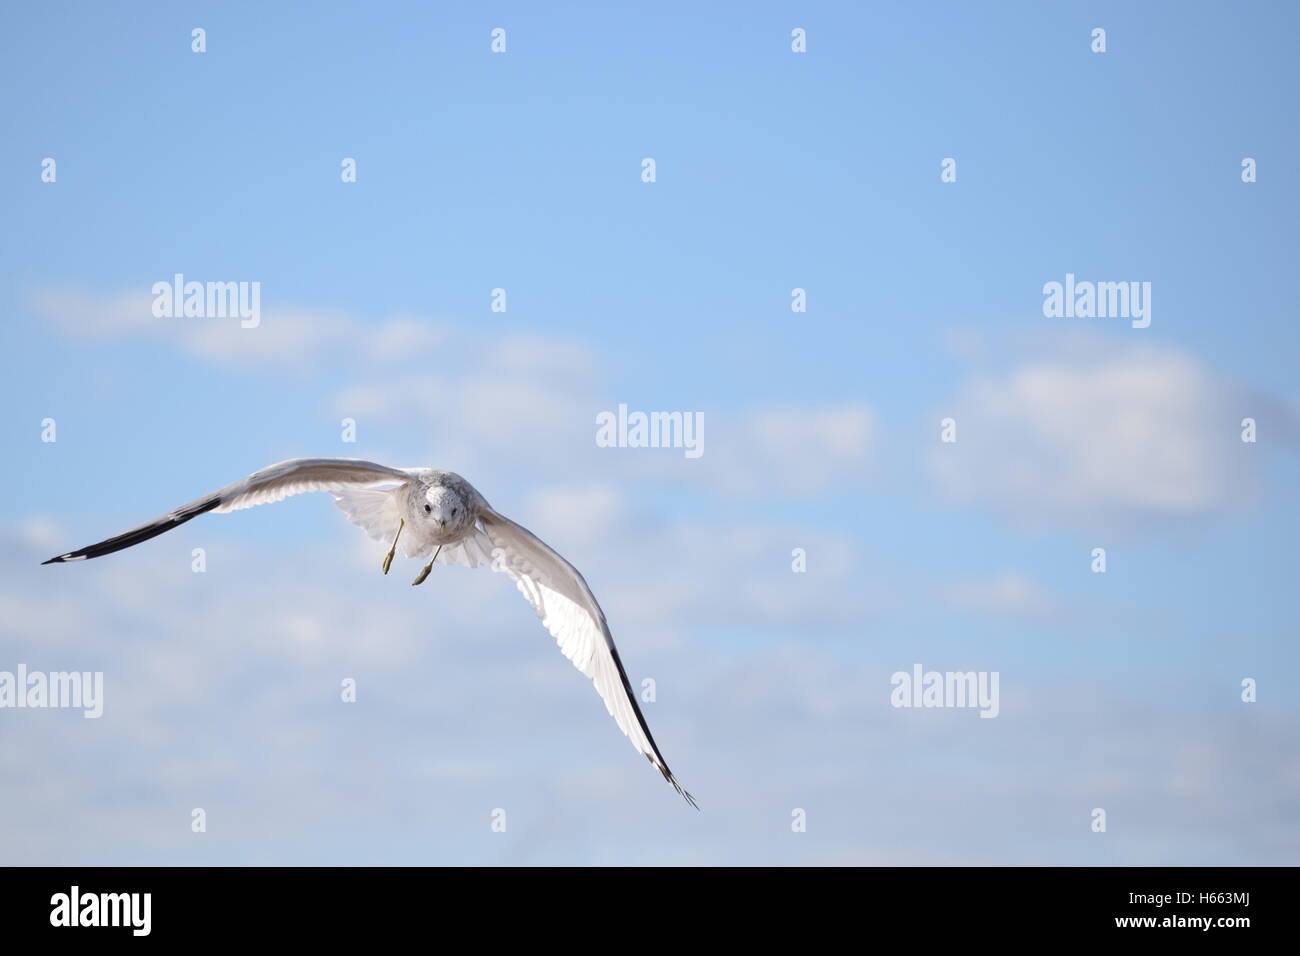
left=329, top=486, right=413, bottom=553
left=43, top=458, right=412, bottom=564
left=478, top=507, right=695, bottom=807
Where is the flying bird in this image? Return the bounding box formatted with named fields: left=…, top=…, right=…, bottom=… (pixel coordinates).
left=43, top=457, right=696, bottom=807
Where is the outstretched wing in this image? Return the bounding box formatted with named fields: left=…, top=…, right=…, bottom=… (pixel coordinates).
left=43, top=458, right=412, bottom=564
left=478, top=507, right=696, bottom=807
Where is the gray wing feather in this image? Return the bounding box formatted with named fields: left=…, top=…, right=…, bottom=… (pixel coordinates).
left=43, top=458, right=411, bottom=564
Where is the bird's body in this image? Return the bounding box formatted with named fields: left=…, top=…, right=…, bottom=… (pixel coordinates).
left=44, top=457, right=695, bottom=807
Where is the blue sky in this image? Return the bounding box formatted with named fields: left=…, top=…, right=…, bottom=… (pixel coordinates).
left=1, top=1, right=1297, bottom=865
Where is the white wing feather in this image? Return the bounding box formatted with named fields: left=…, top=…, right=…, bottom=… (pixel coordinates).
left=216, top=458, right=411, bottom=513
left=478, top=508, right=695, bottom=806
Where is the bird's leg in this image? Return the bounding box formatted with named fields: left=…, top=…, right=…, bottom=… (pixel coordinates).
left=381, top=518, right=405, bottom=575
left=411, top=545, right=442, bottom=586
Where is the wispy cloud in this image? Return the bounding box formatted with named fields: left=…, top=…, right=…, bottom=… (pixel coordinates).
left=942, top=571, right=1061, bottom=622
left=929, top=334, right=1292, bottom=530
left=5, top=522, right=1296, bottom=865
left=30, top=286, right=441, bottom=372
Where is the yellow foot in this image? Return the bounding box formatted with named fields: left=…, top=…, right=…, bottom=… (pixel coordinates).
left=411, top=562, right=433, bottom=586
left=381, top=518, right=405, bottom=575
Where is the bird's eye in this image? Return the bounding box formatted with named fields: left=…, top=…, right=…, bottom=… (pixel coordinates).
left=452, top=507, right=458, bottom=516
left=424, top=505, right=431, bottom=513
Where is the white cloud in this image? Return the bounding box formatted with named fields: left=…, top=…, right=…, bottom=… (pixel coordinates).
left=942, top=571, right=1060, bottom=621
left=3, top=507, right=1297, bottom=865
left=32, top=286, right=880, bottom=500
left=360, top=315, right=448, bottom=364
left=29, top=286, right=444, bottom=372
left=930, top=339, right=1271, bottom=529
left=17, top=516, right=65, bottom=552
left=183, top=307, right=357, bottom=370
left=32, top=287, right=154, bottom=340
left=328, top=348, right=877, bottom=501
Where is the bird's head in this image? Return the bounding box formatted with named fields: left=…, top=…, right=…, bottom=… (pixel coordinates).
left=423, top=485, right=470, bottom=536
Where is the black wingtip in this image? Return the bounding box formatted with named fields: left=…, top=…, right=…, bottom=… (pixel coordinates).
left=41, top=556, right=64, bottom=565
left=674, top=777, right=699, bottom=810
left=649, top=756, right=698, bottom=809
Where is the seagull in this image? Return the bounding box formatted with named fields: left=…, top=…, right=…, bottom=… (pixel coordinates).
left=43, top=457, right=696, bottom=807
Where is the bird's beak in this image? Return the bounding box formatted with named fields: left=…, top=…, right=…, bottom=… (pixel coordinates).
left=439, top=519, right=446, bottom=533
